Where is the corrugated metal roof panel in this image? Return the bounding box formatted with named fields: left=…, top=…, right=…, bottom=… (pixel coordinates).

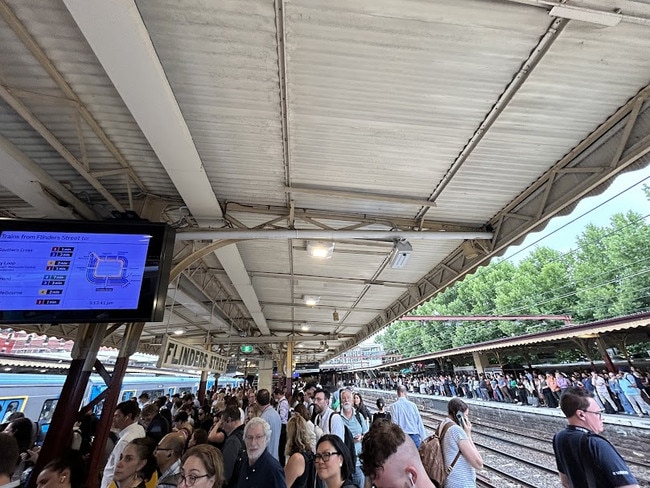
left=137, top=0, right=287, bottom=207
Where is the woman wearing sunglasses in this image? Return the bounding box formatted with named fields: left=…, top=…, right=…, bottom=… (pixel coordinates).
left=315, top=434, right=357, bottom=488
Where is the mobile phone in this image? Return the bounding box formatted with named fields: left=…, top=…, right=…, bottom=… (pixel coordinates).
left=456, top=411, right=465, bottom=427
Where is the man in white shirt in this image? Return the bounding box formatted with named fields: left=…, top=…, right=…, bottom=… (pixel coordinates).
left=314, top=388, right=344, bottom=441
left=101, top=401, right=146, bottom=488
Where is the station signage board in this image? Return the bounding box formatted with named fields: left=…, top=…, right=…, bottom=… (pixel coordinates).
left=295, top=361, right=320, bottom=374
left=157, top=336, right=227, bottom=374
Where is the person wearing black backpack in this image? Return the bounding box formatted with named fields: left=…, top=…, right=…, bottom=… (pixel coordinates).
left=339, top=390, right=368, bottom=488
left=314, top=389, right=345, bottom=440
left=221, top=405, right=246, bottom=488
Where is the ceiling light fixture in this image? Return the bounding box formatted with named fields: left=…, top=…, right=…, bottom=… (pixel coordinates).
left=462, top=240, right=479, bottom=259
left=173, top=329, right=184, bottom=335
left=389, top=240, right=412, bottom=269
left=303, top=295, right=320, bottom=307
left=301, top=323, right=310, bottom=331
left=307, top=241, right=335, bottom=259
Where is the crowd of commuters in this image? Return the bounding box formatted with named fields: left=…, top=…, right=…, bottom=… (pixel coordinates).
left=357, top=365, right=650, bottom=417
left=0, top=367, right=646, bottom=488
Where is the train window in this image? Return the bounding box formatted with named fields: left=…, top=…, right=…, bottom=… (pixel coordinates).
left=140, top=389, right=163, bottom=400
left=121, top=390, right=136, bottom=401
left=178, top=387, right=193, bottom=395
left=0, top=397, right=26, bottom=423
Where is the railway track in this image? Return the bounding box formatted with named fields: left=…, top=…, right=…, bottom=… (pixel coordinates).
left=420, top=412, right=560, bottom=487
left=419, top=410, right=650, bottom=487
left=361, top=388, right=650, bottom=486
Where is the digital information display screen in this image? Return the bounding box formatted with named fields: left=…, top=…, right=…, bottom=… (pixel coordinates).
left=0, top=231, right=151, bottom=311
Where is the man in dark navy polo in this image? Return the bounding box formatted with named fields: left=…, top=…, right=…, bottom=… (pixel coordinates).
left=237, top=416, right=286, bottom=488
left=553, top=387, right=639, bottom=488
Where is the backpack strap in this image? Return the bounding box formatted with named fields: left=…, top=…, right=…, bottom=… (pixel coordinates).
left=354, top=411, right=363, bottom=430
left=438, top=421, right=461, bottom=472
left=328, top=411, right=337, bottom=433
left=580, top=433, right=597, bottom=488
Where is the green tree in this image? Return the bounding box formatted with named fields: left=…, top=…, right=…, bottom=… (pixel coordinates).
left=377, top=210, right=650, bottom=358
left=573, top=211, right=650, bottom=321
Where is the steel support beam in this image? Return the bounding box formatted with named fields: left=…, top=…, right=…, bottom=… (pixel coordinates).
left=416, top=16, right=568, bottom=221
left=84, top=323, right=145, bottom=488
left=225, top=202, right=483, bottom=233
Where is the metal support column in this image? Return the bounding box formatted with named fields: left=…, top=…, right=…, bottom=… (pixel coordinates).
left=198, top=370, right=208, bottom=404
left=29, top=324, right=107, bottom=487
left=84, top=322, right=145, bottom=488
left=285, top=341, right=293, bottom=396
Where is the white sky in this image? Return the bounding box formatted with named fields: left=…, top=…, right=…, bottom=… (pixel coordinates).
left=503, top=165, right=650, bottom=261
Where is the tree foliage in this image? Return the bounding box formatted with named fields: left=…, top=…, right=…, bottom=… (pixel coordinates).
left=375, top=211, right=650, bottom=359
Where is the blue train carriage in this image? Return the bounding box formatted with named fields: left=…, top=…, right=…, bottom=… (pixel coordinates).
left=0, top=373, right=203, bottom=443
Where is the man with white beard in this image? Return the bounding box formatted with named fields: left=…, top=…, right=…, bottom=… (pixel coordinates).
left=237, top=417, right=286, bottom=488
left=340, top=389, right=368, bottom=488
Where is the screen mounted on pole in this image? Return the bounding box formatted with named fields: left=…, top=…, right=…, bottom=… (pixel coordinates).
left=0, top=219, right=175, bottom=324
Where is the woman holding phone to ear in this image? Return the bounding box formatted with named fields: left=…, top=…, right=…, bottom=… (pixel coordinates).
left=438, top=398, right=483, bottom=488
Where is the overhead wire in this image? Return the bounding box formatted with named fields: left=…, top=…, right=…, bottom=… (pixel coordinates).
left=374, top=175, right=650, bottom=356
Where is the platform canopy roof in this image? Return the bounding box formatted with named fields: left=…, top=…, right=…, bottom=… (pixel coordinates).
left=1, top=0, right=650, bottom=367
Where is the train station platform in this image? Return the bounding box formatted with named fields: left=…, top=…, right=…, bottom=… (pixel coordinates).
left=357, top=387, right=650, bottom=442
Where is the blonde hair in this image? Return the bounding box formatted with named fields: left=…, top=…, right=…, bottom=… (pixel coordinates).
left=285, top=415, right=314, bottom=458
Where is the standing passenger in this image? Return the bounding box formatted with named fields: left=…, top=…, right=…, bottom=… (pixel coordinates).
left=0, top=433, right=19, bottom=486
left=360, top=421, right=434, bottom=488
left=618, top=368, right=650, bottom=417
left=315, top=435, right=356, bottom=488
left=608, top=372, right=635, bottom=415
left=591, top=371, right=619, bottom=414
left=154, top=433, right=184, bottom=488
left=438, top=398, right=483, bottom=488
left=553, top=386, right=639, bottom=488
left=257, top=389, right=282, bottom=461
left=314, top=389, right=345, bottom=441
left=238, top=417, right=286, bottom=488
left=372, top=398, right=391, bottom=424
left=179, top=444, right=224, bottom=488
left=339, top=390, right=367, bottom=488
left=284, top=416, right=315, bottom=488
left=274, top=388, right=290, bottom=466
left=389, top=386, right=426, bottom=448
left=102, top=402, right=146, bottom=488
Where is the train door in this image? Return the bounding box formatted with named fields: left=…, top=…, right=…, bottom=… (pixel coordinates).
left=168, top=387, right=175, bottom=397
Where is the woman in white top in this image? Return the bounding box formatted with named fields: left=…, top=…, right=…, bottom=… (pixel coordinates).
left=439, top=398, right=483, bottom=488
